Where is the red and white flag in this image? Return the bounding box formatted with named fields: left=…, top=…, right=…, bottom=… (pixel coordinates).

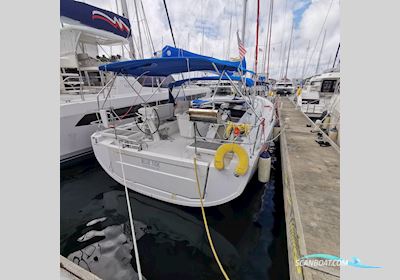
left=237, top=31, right=246, bottom=59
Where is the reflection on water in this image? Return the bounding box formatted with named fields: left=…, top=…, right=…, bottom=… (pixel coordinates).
left=61, top=147, right=289, bottom=280
left=69, top=222, right=143, bottom=280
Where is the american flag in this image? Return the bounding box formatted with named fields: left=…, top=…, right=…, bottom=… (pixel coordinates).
left=237, top=31, right=247, bottom=59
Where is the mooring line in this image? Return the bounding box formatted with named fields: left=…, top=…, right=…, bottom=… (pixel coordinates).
left=118, top=143, right=143, bottom=280
left=193, top=157, right=230, bottom=280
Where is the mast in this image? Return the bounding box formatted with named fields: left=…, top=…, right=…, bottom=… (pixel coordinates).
left=279, top=42, right=286, bottom=79
left=202, top=26, right=205, bottom=54
left=279, top=0, right=288, bottom=79
left=201, top=0, right=204, bottom=54
left=254, top=0, right=260, bottom=73
left=332, top=43, right=340, bottom=68
left=140, top=0, right=155, bottom=55
left=262, top=0, right=270, bottom=72
left=162, top=0, right=177, bottom=48
left=120, top=0, right=136, bottom=59
left=266, top=0, right=274, bottom=79
left=301, top=40, right=310, bottom=79
left=262, top=39, right=267, bottom=73
left=284, top=21, right=294, bottom=79
left=316, top=29, right=327, bottom=74
left=241, top=0, right=248, bottom=46
left=227, top=14, right=232, bottom=59
left=133, top=0, right=144, bottom=58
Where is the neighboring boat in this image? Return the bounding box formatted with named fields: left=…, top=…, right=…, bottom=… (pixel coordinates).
left=254, top=75, right=270, bottom=96
left=321, top=80, right=340, bottom=146
left=274, top=79, right=294, bottom=95
left=300, top=69, right=340, bottom=118
left=91, top=48, right=276, bottom=207
left=60, top=0, right=205, bottom=162
left=178, top=75, right=255, bottom=117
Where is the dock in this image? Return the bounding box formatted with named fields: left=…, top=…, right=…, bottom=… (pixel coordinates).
left=278, top=97, right=340, bottom=280
left=60, top=255, right=102, bottom=280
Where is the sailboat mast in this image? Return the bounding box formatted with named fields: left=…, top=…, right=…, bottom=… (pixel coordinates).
left=332, top=43, right=340, bottom=68
left=241, top=0, right=248, bottom=46
left=254, top=0, right=260, bottom=73
left=201, top=0, right=204, bottom=54
left=265, top=0, right=274, bottom=79
left=162, top=0, right=177, bottom=48
left=316, top=29, right=327, bottom=74
left=279, top=42, right=286, bottom=79
left=262, top=39, right=267, bottom=73
left=133, top=0, right=144, bottom=58
left=284, top=21, right=294, bottom=79
left=301, top=40, right=310, bottom=79
left=120, top=0, right=136, bottom=59
left=227, top=14, right=232, bottom=59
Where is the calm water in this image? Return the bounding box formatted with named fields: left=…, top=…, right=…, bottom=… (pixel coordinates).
left=60, top=145, right=289, bottom=280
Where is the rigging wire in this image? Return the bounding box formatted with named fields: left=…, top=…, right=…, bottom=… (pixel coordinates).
left=301, top=40, right=311, bottom=79
left=162, top=0, right=177, bottom=47
left=140, top=0, right=155, bottom=54
left=278, top=0, right=288, bottom=79
left=117, top=145, right=143, bottom=280
left=332, top=43, right=340, bottom=68
left=303, top=0, right=335, bottom=77
left=133, top=0, right=144, bottom=58
left=227, top=14, right=232, bottom=59
left=266, top=0, right=274, bottom=79
left=254, top=0, right=261, bottom=73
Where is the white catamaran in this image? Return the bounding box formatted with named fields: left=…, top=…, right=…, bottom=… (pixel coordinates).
left=60, top=0, right=206, bottom=162
left=91, top=47, right=277, bottom=207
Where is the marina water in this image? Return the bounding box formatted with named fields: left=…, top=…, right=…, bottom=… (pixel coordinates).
left=60, top=145, right=289, bottom=280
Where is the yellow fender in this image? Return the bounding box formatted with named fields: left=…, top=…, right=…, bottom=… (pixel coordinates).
left=214, top=143, right=249, bottom=176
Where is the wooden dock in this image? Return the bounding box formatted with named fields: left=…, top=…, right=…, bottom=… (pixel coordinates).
left=278, top=97, right=340, bottom=280
left=60, top=255, right=102, bottom=280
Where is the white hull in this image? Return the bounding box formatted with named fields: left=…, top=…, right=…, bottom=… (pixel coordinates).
left=61, top=77, right=208, bottom=162
left=91, top=96, right=276, bottom=207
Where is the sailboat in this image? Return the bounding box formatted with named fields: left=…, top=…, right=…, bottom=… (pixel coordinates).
left=274, top=20, right=295, bottom=95
left=91, top=46, right=276, bottom=207
left=274, top=79, right=294, bottom=95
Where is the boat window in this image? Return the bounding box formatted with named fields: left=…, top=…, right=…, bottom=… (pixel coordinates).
left=214, top=87, right=234, bottom=95
left=136, top=75, right=175, bottom=88
left=321, top=80, right=337, bottom=93
left=78, top=70, right=104, bottom=87
left=310, top=81, right=322, bottom=91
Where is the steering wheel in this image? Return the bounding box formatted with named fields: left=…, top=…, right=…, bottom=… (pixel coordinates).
left=134, top=106, right=160, bottom=135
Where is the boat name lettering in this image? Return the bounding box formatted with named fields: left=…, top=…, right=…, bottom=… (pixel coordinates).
left=141, top=158, right=160, bottom=169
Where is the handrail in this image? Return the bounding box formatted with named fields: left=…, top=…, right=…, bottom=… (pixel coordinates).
left=223, top=73, right=261, bottom=120
left=61, top=73, right=84, bottom=98
left=62, top=76, right=84, bottom=84
left=96, top=74, right=117, bottom=110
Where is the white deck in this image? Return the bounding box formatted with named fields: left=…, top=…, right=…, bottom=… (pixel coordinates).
left=91, top=96, right=276, bottom=207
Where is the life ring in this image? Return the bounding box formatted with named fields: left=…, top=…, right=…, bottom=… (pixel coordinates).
left=214, top=143, right=249, bottom=176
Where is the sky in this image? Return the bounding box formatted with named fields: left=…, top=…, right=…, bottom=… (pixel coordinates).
left=81, top=0, right=340, bottom=80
